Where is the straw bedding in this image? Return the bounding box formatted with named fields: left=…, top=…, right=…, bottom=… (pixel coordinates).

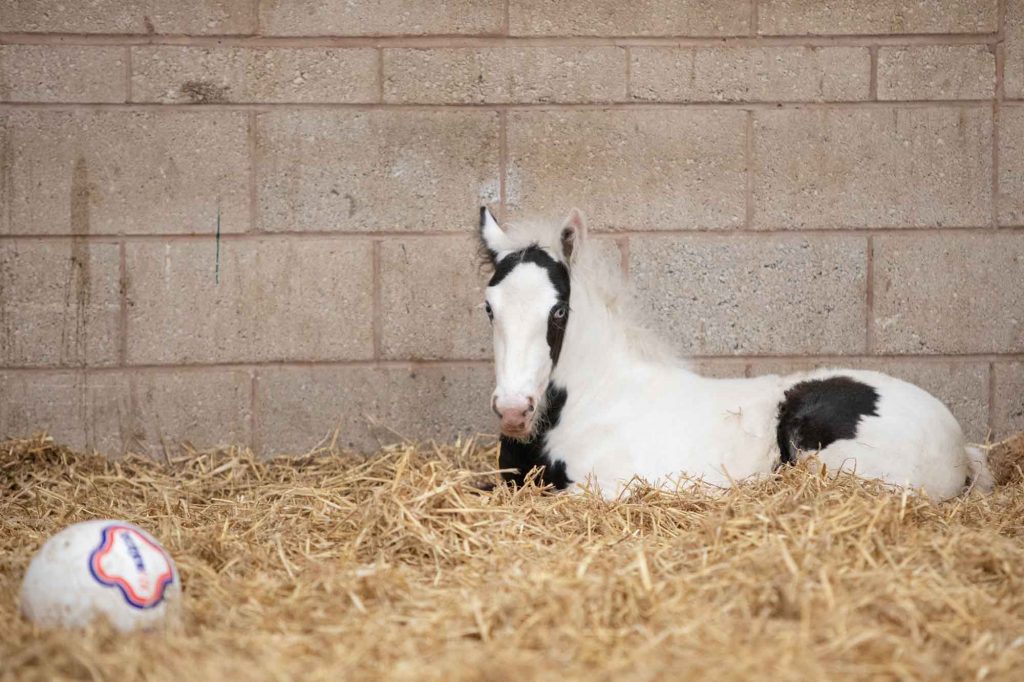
left=2, top=434, right=1024, bottom=681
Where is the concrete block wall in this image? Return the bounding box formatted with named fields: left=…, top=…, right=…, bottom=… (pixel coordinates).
left=1, top=0, right=1023, bottom=456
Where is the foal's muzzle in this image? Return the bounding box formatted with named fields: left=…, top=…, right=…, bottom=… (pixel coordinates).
left=493, top=395, right=536, bottom=438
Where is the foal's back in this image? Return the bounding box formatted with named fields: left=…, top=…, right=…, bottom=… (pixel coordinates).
left=547, top=363, right=983, bottom=500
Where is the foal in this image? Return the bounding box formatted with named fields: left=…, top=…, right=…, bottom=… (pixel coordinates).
left=477, top=207, right=993, bottom=501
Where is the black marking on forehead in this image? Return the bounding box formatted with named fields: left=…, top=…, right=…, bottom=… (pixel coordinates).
left=488, top=245, right=570, bottom=303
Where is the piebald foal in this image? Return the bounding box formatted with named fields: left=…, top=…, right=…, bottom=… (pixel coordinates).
left=478, top=208, right=993, bottom=501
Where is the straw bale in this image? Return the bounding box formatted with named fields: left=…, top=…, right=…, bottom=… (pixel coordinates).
left=2, top=434, right=1024, bottom=681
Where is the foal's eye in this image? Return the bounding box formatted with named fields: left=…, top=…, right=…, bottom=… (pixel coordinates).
left=484, top=302, right=493, bottom=320
left=552, top=305, right=567, bottom=320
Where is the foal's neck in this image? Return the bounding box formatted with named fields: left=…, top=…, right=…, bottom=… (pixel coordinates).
left=550, top=260, right=697, bottom=397
left=551, top=277, right=641, bottom=390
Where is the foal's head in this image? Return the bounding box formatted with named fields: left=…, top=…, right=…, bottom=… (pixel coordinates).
left=478, top=207, right=587, bottom=440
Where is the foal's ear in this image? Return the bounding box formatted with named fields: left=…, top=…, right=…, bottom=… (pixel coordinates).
left=560, top=208, right=587, bottom=265
left=479, top=206, right=513, bottom=266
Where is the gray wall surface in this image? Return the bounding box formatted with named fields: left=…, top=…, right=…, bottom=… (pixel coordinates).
left=1, top=0, right=1023, bottom=455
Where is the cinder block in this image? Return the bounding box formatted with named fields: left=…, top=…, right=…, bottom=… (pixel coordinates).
left=259, top=0, right=502, bottom=36
left=0, top=0, right=255, bottom=34
left=753, top=107, right=992, bottom=229
left=1008, top=0, right=1024, bottom=99
left=993, top=363, right=1024, bottom=438
left=0, top=371, right=130, bottom=454
left=748, top=359, right=991, bottom=442
left=877, top=46, right=994, bottom=100
left=744, top=358, right=826, bottom=378
left=690, top=359, right=750, bottom=379
left=0, top=241, right=121, bottom=367
left=999, top=106, right=1024, bottom=226
left=630, top=47, right=869, bottom=102
left=256, top=110, right=499, bottom=232
left=629, top=235, right=867, bottom=356
left=4, top=110, right=250, bottom=235
left=873, top=234, right=1024, bottom=354
left=130, top=369, right=252, bottom=455
left=1, top=368, right=254, bottom=455
left=758, top=0, right=997, bottom=35
left=125, top=239, right=374, bottom=364
left=0, top=46, right=126, bottom=103
left=380, top=236, right=491, bottom=360
left=131, top=47, right=378, bottom=104
left=383, top=47, right=626, bottom=104
left=509, top=0, right=750, bottom=36
left=507, top=110, right=746, bottom=230
left=254, top=365, right=495, bottom=454
left=85, top=372, right=134, bottom=454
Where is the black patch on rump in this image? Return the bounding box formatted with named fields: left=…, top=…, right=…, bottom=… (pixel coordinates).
left=499, top=383, right=570, bottom=490
left=776, top=376, right=880, bottom=465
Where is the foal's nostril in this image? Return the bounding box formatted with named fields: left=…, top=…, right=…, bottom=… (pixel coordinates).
left=491, top=396, right=501, bottom=418
left=526, top=397, right=536, bottom=414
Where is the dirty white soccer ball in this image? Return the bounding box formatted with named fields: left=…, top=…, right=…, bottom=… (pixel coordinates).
left=21, top=520, right=182, bottom=632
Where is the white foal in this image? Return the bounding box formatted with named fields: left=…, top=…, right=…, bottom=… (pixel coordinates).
left=477, top=207, right=993, bottom=501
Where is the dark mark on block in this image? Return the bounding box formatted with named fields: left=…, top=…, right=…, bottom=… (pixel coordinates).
left=215, top=206, right=221, bottom=285
left=181, top=80, right=229, bottom=104
left=64, top=156, right=92, bottom=366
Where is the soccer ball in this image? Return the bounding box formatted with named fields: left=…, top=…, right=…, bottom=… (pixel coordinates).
left=21, top=520, right=182, bottom=631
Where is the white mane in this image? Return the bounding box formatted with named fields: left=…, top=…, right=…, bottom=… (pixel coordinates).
left=499, top=218, right=684, bottom=367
